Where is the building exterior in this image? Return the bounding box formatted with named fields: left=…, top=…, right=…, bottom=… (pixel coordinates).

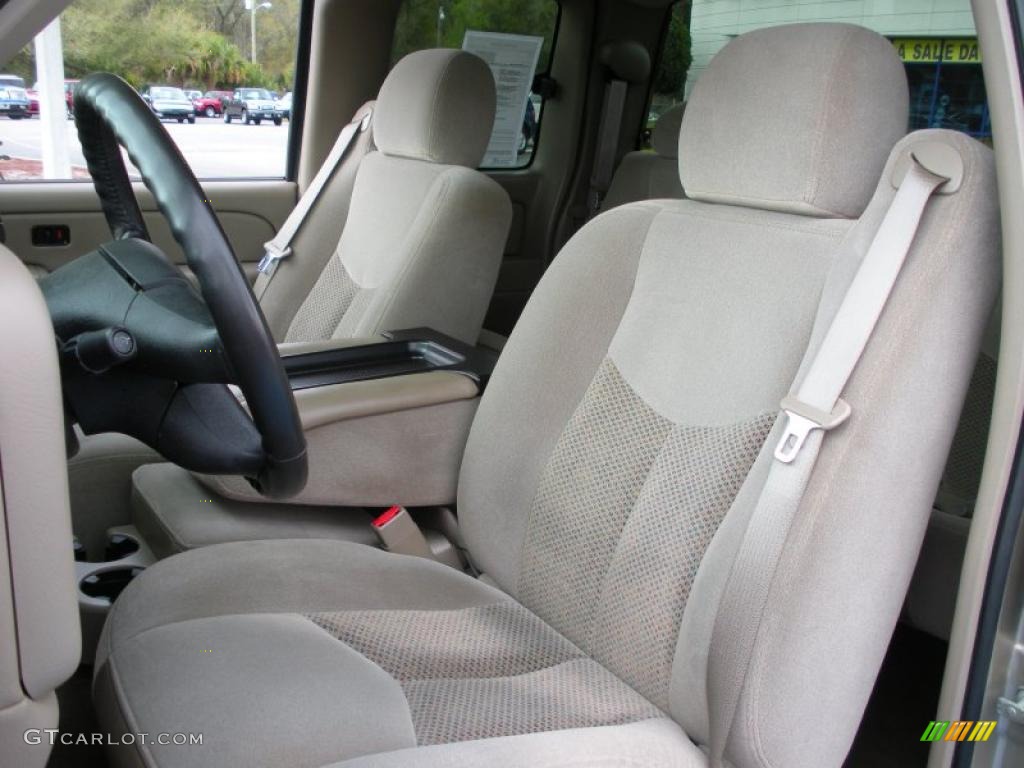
left=686, top=0, right=989, bottom=138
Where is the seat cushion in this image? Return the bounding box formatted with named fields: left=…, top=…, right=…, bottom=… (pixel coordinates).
left=132, top=463, right=377, bottom=559
left=94, top=539, right=697, bottom=768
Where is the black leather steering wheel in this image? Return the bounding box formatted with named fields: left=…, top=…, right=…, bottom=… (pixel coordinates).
left=41, top=73, right=307, bottom=499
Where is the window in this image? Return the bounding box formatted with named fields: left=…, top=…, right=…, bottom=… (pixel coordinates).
left=897, top=38, right=990, bottom=139
left=643, top=3, right=690, bottom=149
left=0, top=0, right=302, bottom=183
left=391, top=0, right=560, bottom=168
left=673, top=0, right=989, bottom=142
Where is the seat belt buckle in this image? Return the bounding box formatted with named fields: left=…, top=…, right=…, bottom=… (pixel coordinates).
left=257, top=241, right=292, bottom=277
left=372, top=506, right=434, bottom=559
left=774, top=395, right=851, bottom=464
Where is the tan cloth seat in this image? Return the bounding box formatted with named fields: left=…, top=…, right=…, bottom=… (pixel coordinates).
left=600, top=102, right=686, bottom=210
left=0, top=244, right=80, bottom=768
left=258, top=49, right=513, bottom=346
left=94, top=24, right=1000, bottom=767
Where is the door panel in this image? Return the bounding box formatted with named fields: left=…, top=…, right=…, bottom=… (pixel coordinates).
left=0, top=180, right=296, bottom=282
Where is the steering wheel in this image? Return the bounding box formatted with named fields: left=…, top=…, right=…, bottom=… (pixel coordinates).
left=39, top=73, right=307, bottom=499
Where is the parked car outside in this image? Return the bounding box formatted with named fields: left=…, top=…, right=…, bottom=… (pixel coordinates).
left=0, top=74, right=31, bottom=119
left=192, top=91, right=226, bottom=117
left=184, top=89, right=201, bottom=114
left=141, top=86, right=196, bottom=123
left=275, top=91, right=292, bottom=119
left=26, top=79, right=78, bottom=118
left=63, top=79, right=78, bottom=117
left=25, top=86, right=39, bottom=116
left=223, top=87, right=282, bottom=125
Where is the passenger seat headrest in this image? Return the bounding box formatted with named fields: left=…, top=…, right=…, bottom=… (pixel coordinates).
left=650, top=102, right=685, bottom=158
left=679, top=23, right=909, bottom=218
left=375, top=49, right=496, bottom=168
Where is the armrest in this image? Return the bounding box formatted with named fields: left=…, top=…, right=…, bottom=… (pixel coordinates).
left=279, top=328, right=498, bottom=391
left=294, top=371, right=479, bottom=430
left=200, top=369, right=481, bottom=508
left=277, top=336, right=388, bottom=358
left=202, top=329, right=495, bottom=507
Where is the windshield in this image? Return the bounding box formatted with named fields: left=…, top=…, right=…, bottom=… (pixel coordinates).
left=0, top=76, right=26, bottom=89
left=241, top=89, right=272, bottom=100
left=150, top=87, right=187, bottom=100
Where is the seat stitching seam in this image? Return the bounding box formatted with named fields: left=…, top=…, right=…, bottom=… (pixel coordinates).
left=803, top=28, right=853, bottom=209
left=513, top=208, right=661, bottom=597
left=656, top=206, right=849, bottom=238
left=583, top=402, right=672, bottom=655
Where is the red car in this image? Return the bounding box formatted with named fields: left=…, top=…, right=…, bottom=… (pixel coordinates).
left=193, top=90, right=231, bottom=118
left=27, top=79, right=78, bottom=118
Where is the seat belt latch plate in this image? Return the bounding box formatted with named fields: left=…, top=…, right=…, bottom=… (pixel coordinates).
left=257, top=242, right=293, bottom=277
left=774, top=395, right=851, bottom=464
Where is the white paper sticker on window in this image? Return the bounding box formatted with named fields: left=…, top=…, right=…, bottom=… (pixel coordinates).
left=462, top=31, right=544, bottom=168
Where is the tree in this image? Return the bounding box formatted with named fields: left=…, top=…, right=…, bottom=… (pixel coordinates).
left=50, top=0, right=296, bottom=89
left=393, top=0, right=558, bottom=65
left=653, top=5, right=692, bottom=98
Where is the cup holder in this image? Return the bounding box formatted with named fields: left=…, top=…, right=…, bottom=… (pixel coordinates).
left=104, top=532, right=140, bottom=561
left=80, top=567, right=144, bottom=603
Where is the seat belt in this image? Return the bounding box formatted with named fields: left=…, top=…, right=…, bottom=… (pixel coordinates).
left=706, top=153, right=952, bottom=767
left=253, top=107, right=373, bottom=301
left=587, top=79, right=628, bottom=217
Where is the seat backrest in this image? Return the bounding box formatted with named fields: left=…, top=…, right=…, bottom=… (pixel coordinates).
left=258, top=99, right=376, bottom=340
left=601, top=102, right=686, bottom=210
left=264, top=49, right=513, bottom=345
left=0, top=244, right=80, bottom=767
left=458, top=22, right=999, bottom=767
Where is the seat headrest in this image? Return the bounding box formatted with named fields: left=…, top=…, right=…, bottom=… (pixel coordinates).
left=679, top=23, right=909, bottom=218
left=374, top=49, right=496, bottom=168
left=650, top=102, right=685, bottom=158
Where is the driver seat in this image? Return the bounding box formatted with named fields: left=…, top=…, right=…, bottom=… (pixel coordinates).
left=93, top=24, right=999, bottom=767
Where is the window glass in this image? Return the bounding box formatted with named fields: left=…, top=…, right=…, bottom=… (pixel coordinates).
left=666, top=0, right=989, bottom=144
left=0, top=0, right=302, bottom=183
left=644, top=2, right=691, bottom=149
left=391, top=0, right=560, bottom=168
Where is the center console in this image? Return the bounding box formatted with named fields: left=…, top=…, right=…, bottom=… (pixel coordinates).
left=131, top=329, right=501, bottom=558
left=200, top=328, right=497, bottom=508
left=282, top=328, right=498, bottom=390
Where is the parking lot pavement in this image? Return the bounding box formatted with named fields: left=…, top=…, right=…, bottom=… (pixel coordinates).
left=0, top=115, right=290, bottom=180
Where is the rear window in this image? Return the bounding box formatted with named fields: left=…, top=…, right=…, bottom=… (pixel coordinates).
left=391, top=0, right=560, bottom=169
left=646, top=1, right=990, bottom=147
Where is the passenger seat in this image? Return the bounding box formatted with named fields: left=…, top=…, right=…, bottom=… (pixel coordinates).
left=257, top=48, right=513, bottom=345
left=599, top=102, right=686, bottom=211
left=905, top=311, right=999, bottom=639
